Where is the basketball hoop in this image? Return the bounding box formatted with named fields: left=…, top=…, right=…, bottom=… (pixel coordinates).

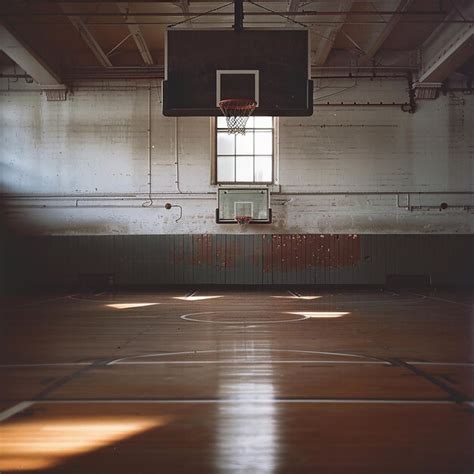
left=218, top=98, right=257, bottom=134
left=236, top=215, right=252, bottom=225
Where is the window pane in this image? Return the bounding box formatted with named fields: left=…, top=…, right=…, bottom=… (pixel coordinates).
left=217, top=131, right=235, bottom=155
left=217, top=116, right=228, bottom=129
left=235, top=156, right=254, bottom=182
left=255, top=131, right=273, bottom=155
left=254, top=117, right=273, bottom=128
left=236, top=131, right=254, bottom=155
left=216, top=116, right=273, bottom=184
left=255, top=155, right=272, bottom=182
left=217, top=155, right=235, bottom=182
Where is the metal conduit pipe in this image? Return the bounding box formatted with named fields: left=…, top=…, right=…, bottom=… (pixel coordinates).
left=274, top=191, right=474, bottom=196
left=175, top=117, right=183, bottom=194
left=132, top=89, right=184, bottom=220
left=313, top=75, right=408, bottom=79
left=5, top=201, right=183, bottom=221
left=141, top=87, right=154, bottom=207
left=315, top=103, right=410, bottom=107
left=312, top=66, right=418, bottom=70
left=1, top=195, right=215, bottom=200
left=3, top=191, right=473, bottom=200
left=7, top=198, right=472, bottom=213
left=4, top=192, right=473, bottom=215
left=396, top=194, right=472, bottom=212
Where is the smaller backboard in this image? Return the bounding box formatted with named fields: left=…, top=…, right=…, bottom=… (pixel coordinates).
left=216, top=188, right=271, bottom=224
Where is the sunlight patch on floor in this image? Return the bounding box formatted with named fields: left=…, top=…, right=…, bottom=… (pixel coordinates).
left=174, top=296, right=224, bottom=301
left=106, top=303, right=159, bottom=309
left=0, top=415, right=171, bottom=471
left=287, top=312, right=349, bottom=318
left=271, top=296, right=322, bottom=300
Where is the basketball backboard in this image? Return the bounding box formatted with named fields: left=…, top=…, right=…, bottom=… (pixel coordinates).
left=163, top=28, right=313, bottom=117
left=216, top=188, right=271, bottom=224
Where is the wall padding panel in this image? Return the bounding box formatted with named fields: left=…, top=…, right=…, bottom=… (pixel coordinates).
left=6, top=234, right=473, bottom=288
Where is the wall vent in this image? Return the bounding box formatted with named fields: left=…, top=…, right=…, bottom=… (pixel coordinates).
left=43, top=87, right=68, bottom=101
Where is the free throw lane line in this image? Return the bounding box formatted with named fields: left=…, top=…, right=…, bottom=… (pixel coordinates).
left=0, top=401, right=34, bottom=422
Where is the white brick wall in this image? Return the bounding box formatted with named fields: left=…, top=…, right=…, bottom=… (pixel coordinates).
left=1, top=80, right=472, bottom=234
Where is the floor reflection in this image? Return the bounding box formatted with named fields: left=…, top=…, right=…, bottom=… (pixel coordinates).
left=215, top=353, right=279, bottom=473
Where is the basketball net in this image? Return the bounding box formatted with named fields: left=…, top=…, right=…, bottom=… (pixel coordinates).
left=218, top=99, right=257, bottom=134
left=236, top=215, right=252, bottom=225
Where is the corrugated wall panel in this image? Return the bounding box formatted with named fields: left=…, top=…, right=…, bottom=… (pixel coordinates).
left=5, top=234, right=473, bottom=288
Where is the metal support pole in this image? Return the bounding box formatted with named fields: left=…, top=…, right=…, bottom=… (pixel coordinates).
left=234, top=0, right=244, bottom=32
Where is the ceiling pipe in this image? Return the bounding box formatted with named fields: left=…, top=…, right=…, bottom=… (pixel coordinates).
left=60, top=68, right=416, bottom=81
left=1, top=10, right=451, bottom=17
left=312, top=66, right=417, bottom=70
left=8, top=20, right=470, bottom=26
left=313, top=74, right=408, bottom=79
left=315, top=102, right=410, bottom=107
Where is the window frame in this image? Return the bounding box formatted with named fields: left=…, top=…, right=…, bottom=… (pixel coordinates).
left=212, top=116, right=277, bottom=185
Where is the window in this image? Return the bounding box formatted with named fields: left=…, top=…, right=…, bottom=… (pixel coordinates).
left=215, top=116, right=275, bottom=184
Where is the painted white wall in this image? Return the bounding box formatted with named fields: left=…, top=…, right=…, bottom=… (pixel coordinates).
left=1, top=79, right=472, bottom=234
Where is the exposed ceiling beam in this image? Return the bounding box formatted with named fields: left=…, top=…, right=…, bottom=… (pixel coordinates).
left=312, top=0, right=353, bottom=66
left=359, top=0, right=413, bottom=66
left=59, top=5, right=112, bottom=67
left=418, top=1, right=474, bottom=83
left=173, top=0, right=193, bottom=27
left=0, top=22, right=62, bottom=86
left=286, top=0, right=300, bottom=26
left=116, top=3, right=154, bottom=64
left=287, top=0, right=300, bottom=14
left=178, top=0, right=190, bottom=17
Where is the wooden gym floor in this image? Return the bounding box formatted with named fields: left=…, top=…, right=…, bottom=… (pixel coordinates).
left=1, top=288, right=473, bottom=473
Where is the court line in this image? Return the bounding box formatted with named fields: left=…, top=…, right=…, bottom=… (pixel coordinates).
left=28, top=398, right=461, bottom=405
left=32, top=358, right=116, bottom=401
left=0, top=362, right=92, bottom=368
left=1, top=358, right=472, bottom=369
left=107, top=348, right=381, bottom=365
left=409, top=292, right=473, bottom=308
left=408, top=361, right=474, bottom=367
left=112, top=360, right=389, bottom=365
left=0, top=401, right=34, bottom=422
left=390, top=359, right=468, bottom=404
left=180, top=311, right=308, bottom=324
